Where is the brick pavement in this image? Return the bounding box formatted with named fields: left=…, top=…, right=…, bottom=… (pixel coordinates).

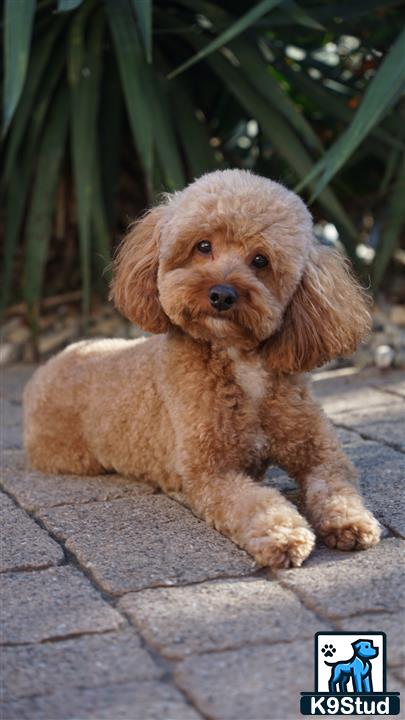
left=1, top=365, right=404, bottom=719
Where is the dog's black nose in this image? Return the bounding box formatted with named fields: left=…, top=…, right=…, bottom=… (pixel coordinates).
left=209, top=285, right=239, bottom=311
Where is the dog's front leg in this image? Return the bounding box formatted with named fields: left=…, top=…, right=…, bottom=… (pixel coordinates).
left=182, top=472, right=315, bottom=569
left=266, top=392, right=381, bottom=551
left=302, top=447, right=381, bottom=551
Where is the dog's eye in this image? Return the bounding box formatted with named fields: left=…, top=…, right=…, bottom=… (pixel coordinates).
left=196, top=240, right=212, bottom=254
left=251, top=254, right=268, bottom=269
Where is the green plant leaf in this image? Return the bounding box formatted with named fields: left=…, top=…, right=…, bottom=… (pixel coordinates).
left=109, top=0, right=184, bottom=191
left=168, top=0, right=285, bottom=79
left=143, top=68, right=186, bottom=190
left=131, top=0, right=153, bottom=62
left=282, top=63, right=404, bottom=154
left=372, top=151, right=405, bottom=289
left=169, top=81, right=218, bottom=178
left=298, top=25, right=405, bottom=199
left=302, top=0, right=403, bottom=27
left=23, top=85, right=69, bottom=318
left=157, top=47, right=217, bottom=178
left=99, top=52, right=123, bottom=227
left=92, top=151, right=112, bottom=287
left=172, top=2, right=323, bottom=155
left=67, top=0, right=97, bottom=85
left=281, top=0, right=325, bottom=30
left=1, top=45, right=66, bottom=314
left=106, top=0, right=153, bottom=190
left=173, top=1, right=323, bottom=155
left=378, top=146, right=401, bottom=197
left=2, top=15, right=66, bottom=186
left=2, top=169, right=33, bottom=315
left=57, top=0, right=83, bottom=10
left=231, top=39, right=323, bottom=154
left=68, top=5, right=104, bottom=317
left=190, top=38, right=358, bottom=251
left=3, top=0, right=36, bottom=134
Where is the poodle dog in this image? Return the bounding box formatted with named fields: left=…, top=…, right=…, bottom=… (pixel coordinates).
left=24, top=170, right=381, bottom=569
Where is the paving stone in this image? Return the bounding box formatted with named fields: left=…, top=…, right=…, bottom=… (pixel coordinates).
left=314, top=381, right=403, bottom=416
left=265, top=465, right=295, bottom=493
left=119, top=577, right=331, bottom=659
left=337, top=611, right=405, bottom=668
left=390, top=667, right=405, bottom=686
left=368, top=371, right=405, bottom=399
left=313, top=371, right=405, bottom=450
left=1, top=365, right=35, bottom=403
left=2, top=364, right=404, bottom=720
left=313, top=371, right=405, bottom=452
left=1, top=367, right=32, bottom=450
left=336, top=427, right=362, bottom=446
left=0, top=491, right=64, bottom=572
left=313, top=372, right=405, bottom=465
left=335, top=405, right=405, bottom=452
left=175, top=639, right=313, bottom=720
left=0, top=680, right=201, bottom=720
left=0, top=398, right=22, bottom=449
left=312, top=366, right=404, bottom=399
left=1, top=450, right=154, bottom=511
left=37, top=495, right=254, bottom=595
left=1, top=628, right=161, bottom=701
left=372, top=382, right=405, bottom=399
left=1, top=566, right=124, bottom=644
left=344, top=440, right=405, bottom=537
left=279, top=539, right=405, bottom=619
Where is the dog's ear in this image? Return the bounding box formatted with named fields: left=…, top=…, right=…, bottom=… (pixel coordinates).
left=266, top=245, right=371, bottom=373
left=110, top=206, right=170, bottom=333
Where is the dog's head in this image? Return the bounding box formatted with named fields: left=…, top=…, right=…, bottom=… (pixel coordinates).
left=352, top=640, right=379, bottom=659
left=111, top=169, right=370, bottom=371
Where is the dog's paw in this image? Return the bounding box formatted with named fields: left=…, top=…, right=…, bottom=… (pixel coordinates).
left=244, top=520, right=315, bottom=569
left=316, top=505, right=381, bottom=551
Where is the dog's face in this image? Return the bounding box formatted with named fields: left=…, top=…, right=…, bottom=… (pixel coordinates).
left=352, top=640, right=379, bottom=660
left=158, top=226, right=291, bottom=346
left=157, top=177, right=311, bottom=347
left=112, top=170, right=370, bottom=372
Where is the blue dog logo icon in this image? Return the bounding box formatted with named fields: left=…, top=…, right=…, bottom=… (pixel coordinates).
left=300, top=631, right=401, bottom=715
left=325, top=638, right=378, bottom=693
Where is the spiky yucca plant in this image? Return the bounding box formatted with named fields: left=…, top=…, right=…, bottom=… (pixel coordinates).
left=1, top=0, right=405, bottom=324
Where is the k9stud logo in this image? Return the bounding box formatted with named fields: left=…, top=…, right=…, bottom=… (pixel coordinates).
left=300, top=632, right=400, bottom=715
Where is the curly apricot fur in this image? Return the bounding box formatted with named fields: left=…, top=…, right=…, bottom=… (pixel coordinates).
left=24, top=170, right=380, bottom=568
